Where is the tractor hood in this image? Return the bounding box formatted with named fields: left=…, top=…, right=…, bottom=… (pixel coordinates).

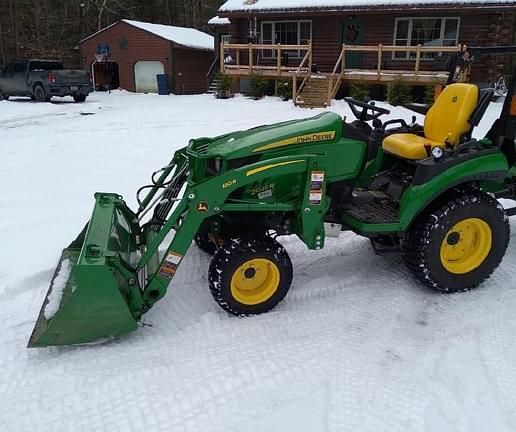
left=189, top=112, right=343, bottom=160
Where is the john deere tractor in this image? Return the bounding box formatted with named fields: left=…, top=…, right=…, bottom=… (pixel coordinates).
left=29, top=47, right=516, bottom=347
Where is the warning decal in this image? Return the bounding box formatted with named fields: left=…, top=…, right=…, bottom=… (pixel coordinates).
left=159, top=251, right=183, bottom=279
left=309, top=171, right=325, bottom=205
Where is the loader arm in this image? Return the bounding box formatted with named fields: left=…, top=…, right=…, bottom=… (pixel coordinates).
left=139, top=152, right=329, bottom=308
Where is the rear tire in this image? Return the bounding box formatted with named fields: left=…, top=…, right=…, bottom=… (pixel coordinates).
left=404, top=189, right=509, bottom=293
left=73, top=94, right=87, bottom=103
left=1, top=93, right=9, bottom=101
left=33, top=85, right=50, bottom=102
left=208, top=236, right=293, bottom=315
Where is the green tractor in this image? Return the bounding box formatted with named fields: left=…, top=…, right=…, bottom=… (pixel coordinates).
left=29, top=47, right=516, bottom=347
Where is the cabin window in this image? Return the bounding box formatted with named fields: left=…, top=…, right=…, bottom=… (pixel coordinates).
left=393, top=17, right=460, bottom=60
left=261, top=20, right=312, bottom=58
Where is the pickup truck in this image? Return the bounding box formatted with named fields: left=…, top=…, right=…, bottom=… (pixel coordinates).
left=0, top=59, right=93, bottom=102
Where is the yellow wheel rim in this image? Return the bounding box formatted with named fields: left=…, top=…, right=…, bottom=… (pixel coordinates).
left=230, top=258, right=280, bottom=305
left=440, top=218, right=492, bottom=274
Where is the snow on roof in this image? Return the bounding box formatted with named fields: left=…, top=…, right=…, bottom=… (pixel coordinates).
left=208, top=16, right=231, bottom=25
left=219, top=0, right=516, bottom=12
left=122, top=19, right=213, bottom=50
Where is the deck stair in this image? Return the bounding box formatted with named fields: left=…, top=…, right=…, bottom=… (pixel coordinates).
left=296, top=75, right=330, bottom=108
left=207, top=78, right=218, bottom=94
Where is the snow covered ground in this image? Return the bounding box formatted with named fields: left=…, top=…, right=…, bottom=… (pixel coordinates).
left=0, top=91, right=515, bottom=432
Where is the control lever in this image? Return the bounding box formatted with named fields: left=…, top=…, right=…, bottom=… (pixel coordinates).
left=372, top=118, right=383, bottom=129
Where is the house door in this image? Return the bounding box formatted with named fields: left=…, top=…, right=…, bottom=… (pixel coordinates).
left=341, top=18, right=364, bottom=69
left=134, top=61, right=165, bottom=93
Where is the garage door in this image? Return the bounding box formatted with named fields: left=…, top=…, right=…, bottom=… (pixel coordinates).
left=134, top=61, right=164, bottom=93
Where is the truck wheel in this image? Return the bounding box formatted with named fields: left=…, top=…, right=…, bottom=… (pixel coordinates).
left=33, top=85, right=49, bottom=102
left=73, top=94, right=87, bottom=103
left=208, top=236, right=293, bottom=315
left=1, top=94, right=9, bottom=101
left=404, top=190, right=509, bottom=293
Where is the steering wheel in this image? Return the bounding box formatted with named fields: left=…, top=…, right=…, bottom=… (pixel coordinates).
left=344, top=97, right=391, bottom=123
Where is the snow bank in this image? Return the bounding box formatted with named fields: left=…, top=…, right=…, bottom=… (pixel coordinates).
left=43, top=258, right=73, bottom=320
left=219, top=0, right=516, bottom=12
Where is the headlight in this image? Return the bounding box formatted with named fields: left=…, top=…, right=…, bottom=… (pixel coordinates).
left=206, top=157, right=224, bottom=176
left=214, top=157, right=222, bottom=172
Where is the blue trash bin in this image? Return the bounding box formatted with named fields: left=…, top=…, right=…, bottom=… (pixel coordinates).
left=157, top=74, right=170, bottom=95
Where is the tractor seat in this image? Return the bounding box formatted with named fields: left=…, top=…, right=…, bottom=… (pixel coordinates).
left=382, top=83, right=479, bottom=160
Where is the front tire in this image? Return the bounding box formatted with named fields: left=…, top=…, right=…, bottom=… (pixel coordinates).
left=208, top=236, right=293, bottom=315
left=195, top=232, right=223, bottom=255
left=404, top=189, right=509, bottom=293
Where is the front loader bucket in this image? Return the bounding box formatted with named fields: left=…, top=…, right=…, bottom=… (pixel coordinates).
left=28, top=193, right=143, bottom=347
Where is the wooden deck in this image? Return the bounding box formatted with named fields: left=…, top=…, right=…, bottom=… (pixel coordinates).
left=219, top=42, right=461, bottom=106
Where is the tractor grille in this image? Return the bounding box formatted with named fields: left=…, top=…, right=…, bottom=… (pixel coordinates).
left=195, top=143, right=210, bottom=154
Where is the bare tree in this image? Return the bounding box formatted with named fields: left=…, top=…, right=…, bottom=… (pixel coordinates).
left=0, top=0, right=225, bottom=66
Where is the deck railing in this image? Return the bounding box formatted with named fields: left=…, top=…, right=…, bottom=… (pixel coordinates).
left=329, top=44, right=461, bottom=101
left=219, top=42, right=312, bottom=77
left=293, top=44, right=313, bottom=103
left=206, top=56, right=219, bottom=89
left=218, top=42, right=461, bottom=106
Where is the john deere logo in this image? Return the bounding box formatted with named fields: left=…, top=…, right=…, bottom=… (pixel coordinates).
left=452, top=96, right=458, bottom=103
left=197, top=202, right=209, bottom=213
left=253, top=131, right=336, bottom=152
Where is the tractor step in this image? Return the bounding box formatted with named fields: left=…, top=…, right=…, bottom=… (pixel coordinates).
left=370, top=236, right=402, bottom=255
left=343, top=201, right=399, bottom=224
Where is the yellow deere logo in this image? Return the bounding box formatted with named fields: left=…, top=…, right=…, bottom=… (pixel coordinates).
left=253, top=131, right=336, bottom=152
left=196, top=202, right=209, bottom=212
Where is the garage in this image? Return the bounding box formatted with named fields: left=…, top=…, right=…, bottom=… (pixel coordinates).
left=134, top=61, right=164, bottom=93
left=80, top=19, right=214, bottom=94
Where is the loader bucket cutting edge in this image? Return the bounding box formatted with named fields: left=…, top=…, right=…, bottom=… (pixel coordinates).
left=28, top=194, right=142, bottom=347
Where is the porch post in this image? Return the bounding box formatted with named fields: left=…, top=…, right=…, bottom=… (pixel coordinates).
left=293, top=75, right=297, bottom=105
left=249, top=44, right=253, bottom=74
left=277, top=44, right=281, bottom=74
left=434, top=83, right=443, bottom=101
left=377, top=44, right=383, bottom=80
left=308, top=40, right=313, bottom=73
left=414, top=44, right=422, bottom=81
left=219, top=42, right=224, bottom=73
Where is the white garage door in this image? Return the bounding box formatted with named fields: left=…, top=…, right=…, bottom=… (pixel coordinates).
left=134, top=61, right=164, bottom=93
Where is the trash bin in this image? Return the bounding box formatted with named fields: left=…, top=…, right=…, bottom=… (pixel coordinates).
left=157, top=74, right=170, bottom=95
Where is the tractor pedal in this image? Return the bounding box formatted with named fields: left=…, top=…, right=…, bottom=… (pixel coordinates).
left=351, top=189, right=390, bottom=204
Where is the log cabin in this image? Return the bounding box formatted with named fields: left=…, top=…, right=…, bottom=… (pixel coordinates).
left=216, top=0, right=516, bottom=106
